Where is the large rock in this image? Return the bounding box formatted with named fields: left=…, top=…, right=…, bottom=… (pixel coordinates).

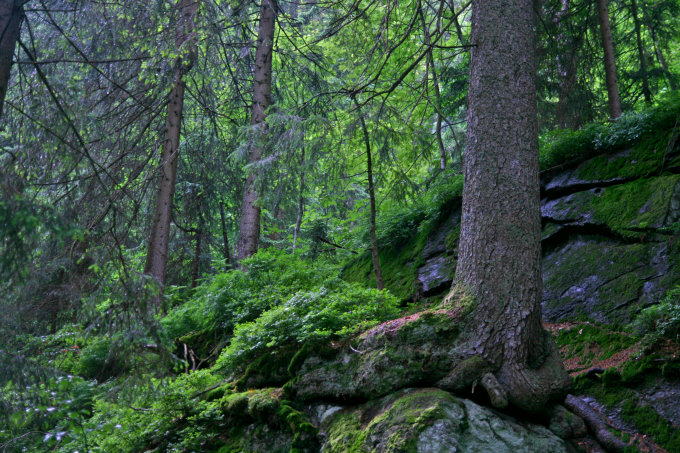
left=321, top=388, right=573, bottom=453
left=285, top=309, right=464, bottom=402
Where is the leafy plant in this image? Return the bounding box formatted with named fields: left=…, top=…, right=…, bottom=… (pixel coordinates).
left=215, top=281, right=400, bottom=372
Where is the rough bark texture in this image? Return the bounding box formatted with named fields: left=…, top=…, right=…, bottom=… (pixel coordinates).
left=144, top=0, right=198, bottom=298
left=596, top=0, right=622, bottom=119
left=630, top=0, right=651, bottom=104
left=0, top=0, right=23, bottom=120
left=355, top=96, right=384, bottom=291
left=450, top=0, right=570, bottom=412
left=237, top=0, right=275, bottom=261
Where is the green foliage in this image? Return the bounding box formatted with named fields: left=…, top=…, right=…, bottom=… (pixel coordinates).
left=162, top=249, right=337, bottom=341
left=539, top=92, right=680, bottom=170
left=216, top=281, right=400, bottom=372
left=631, top=286, right=680, bottom=342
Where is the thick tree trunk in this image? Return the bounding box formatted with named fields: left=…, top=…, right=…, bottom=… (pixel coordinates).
left=354, top=96, right=384, bottom=291
left=450, top=0, right=570, bottom=412
left=0, top=0, right=23, bottom=120
left=144, top=0, right=198, bottom=302
left=630, top=0, right=651, bottom=104
left=596, top=0, right=622, bottom=119
left=237, top=0, right=275, bottom=261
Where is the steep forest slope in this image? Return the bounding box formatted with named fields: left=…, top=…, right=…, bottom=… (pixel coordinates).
left=2, top=101, right=680, bottom=452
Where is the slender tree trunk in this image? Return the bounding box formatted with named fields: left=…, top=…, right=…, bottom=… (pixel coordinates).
left=0, top=0, right=23, bottom=120
left=353, top=96, right=384, bottom=291
left=554, top=0, right=582, bottom=128
left=649, top=26, right=676, bottom=90
left=292, top=149, right=305, bottom=252
left=450, top=0, right=570, bottom=412
left=190, top=218, right=202, bottom=288
left=596, top=0, right=622, bottom=119
left=630, top=0, right=651, bottom=104
left=418, top=3, right=446, bottom=169
left=144, top=0, right=198, bottom=303
left=237, top=0, right=275, bottom=261
left=219, top=202, right=235, bottom=269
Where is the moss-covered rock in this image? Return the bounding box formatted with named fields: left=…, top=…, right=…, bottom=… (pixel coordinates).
left=321, top=388, right=572, bottom=452
left=217, top=388, right=319, bottom=452
left=284, top=309, right=464, bottom=402
left=542, top=238, right=680, bottom=325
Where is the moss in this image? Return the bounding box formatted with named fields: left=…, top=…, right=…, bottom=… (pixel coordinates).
left=574, top=353, right=680, bottom=453
left=323, top=389, right=464, bottom=453
left=576, top=131, right=672, bottom=181
left=588, top=175, right=680, bottom=237
left=557, top=324, right=638, bottom=369
left=235, top=346, right=299, bottom=390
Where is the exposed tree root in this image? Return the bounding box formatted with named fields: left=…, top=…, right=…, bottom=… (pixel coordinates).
left=564, top=394, right=628, bottom=452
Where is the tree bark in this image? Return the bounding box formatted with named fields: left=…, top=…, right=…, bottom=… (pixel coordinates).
left=0, top=0, right=24, bottom=120
left=144, top=0, right=198, bottom=302
left=418, top=2, right=446, bottom=170
left=450, top=0, right=570, bottom=412
left=237, top=0, right=275, bottom=261
left=554, top=0, right=583, bottom=128
left=630, top=0, right=651, bottom=105
left=354, top=96, right=384, bottom=291
left=219, top=202, right=235, bottom=269
left=649, top=26, right=677, bottom=91
left=596, top=0, right=622, bottom=119
left=292, top=148, right=305, bottom=252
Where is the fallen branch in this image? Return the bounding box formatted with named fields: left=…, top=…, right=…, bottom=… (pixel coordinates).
left=315, top=236, right=358, bottom=254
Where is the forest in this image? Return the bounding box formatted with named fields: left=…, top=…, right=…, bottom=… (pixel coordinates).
left=1, top=0, right=680, bottom=451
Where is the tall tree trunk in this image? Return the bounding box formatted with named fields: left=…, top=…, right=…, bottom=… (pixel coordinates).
left=630, top=0, right=651, bottom=104
left=0, top=0, right=23, bottom=120
left=219, top=202, right=235, bottom=269
left=190, top=216, right=202, bottom=288
left=144, top=0, right=198, bottom=303
left=450, top=0, right=570, bottom=412
left=554, top=0, right=582, bottom=128
left=353, top=96, right=384, bottom=291
left=418, top=2, right=446, bottom=170
left=596, top=0, right=622, bottom=119
left=237, top=0, right=275, bottom=261
left=649, top=26, right=677, bottom=91
left=292, top=148, right=305, bottom=252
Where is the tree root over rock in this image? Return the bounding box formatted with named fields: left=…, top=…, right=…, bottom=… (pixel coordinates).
left=564, top=394, right=629, bottom=452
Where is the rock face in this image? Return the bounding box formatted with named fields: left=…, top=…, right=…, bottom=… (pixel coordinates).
left=320, top=388, right=572, bottom=453
left=364, top=138, right=680, bottom=327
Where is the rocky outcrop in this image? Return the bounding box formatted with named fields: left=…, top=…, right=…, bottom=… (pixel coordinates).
left=319, top=388, right=573, bottom=453
left=356, top=136, right=680, bottom=327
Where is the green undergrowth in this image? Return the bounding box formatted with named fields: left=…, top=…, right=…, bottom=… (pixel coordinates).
left=556, top=323, right=638, bottom=368
left=539, top=91, right=680, bottom=171
left=215, top=280, right=400, bottom=374
left=343, top=174, right=462, bottom=300
left=162, top=249, right=338, bottom=343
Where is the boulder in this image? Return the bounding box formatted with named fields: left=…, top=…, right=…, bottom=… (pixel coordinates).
left=321, top=388, right=573, bottom=453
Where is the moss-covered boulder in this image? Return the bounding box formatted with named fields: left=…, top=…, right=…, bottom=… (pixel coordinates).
left=321, top=388, right=572, bottom=452
left=216, top=388, right=319, bottom=452
left=285, top=309, right=464, bottom=402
